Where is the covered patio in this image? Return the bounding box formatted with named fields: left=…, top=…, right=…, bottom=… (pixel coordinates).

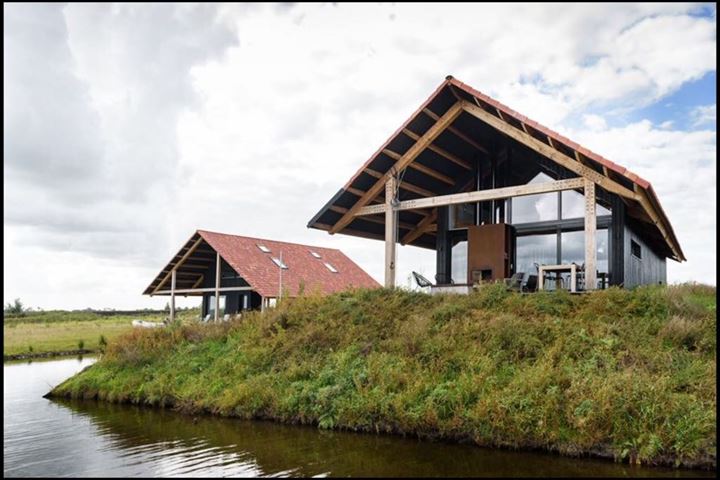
left=308, top=76, right=684, bottom=293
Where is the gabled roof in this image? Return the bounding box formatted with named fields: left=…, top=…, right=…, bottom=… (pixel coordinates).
left=143, top=230, right=380, bottom=297
left=307, top=76, right=684, bottom=262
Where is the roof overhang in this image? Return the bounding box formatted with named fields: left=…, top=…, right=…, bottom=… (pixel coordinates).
left=308, top=76, right=685, bottom=262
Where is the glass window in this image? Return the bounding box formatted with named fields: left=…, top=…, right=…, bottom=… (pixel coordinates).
left=511, top=173, right=558, bottom=224
left=562, top=189, right=610, bottom=219
left=516, top=233, right=558, bottom=289
left=324, top=262, right=338, bottom=273
left=271, top=257, right=288, bottom=269
left=561, top=229, right=609, bottom=289
left=451, top=240, right=467, bottom=284
left=208, top=295, right=226, bottom=315
left=631, top=239, right=642, bottom=259
left=242, top=295, right=249, bottom=310
left=257, top=244, right=271, bottom=253
left=450, top=203, right=476, bottom=229
left=310, top=251, right=321, bottom=258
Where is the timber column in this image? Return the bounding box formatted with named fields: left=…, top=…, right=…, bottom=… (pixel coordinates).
left=584, top=179, right=597, bottom=290
left=384, top=174, right=397, bottom=288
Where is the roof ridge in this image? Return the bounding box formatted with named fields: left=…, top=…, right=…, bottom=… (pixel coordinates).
left=197, top=229, right=344, bottom=253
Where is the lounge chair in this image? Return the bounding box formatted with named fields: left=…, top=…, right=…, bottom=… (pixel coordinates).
left=503, top=272, right=525, bottom=291
left=412, top=271, right=434, bottom=288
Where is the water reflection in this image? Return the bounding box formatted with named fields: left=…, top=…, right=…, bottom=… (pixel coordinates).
left=48, top=398, right=709, bottom=478
left=4, top=358, right=713, bottom=478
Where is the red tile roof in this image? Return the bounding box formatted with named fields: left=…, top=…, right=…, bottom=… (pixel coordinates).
left=197, top=230, right=379, bottom=297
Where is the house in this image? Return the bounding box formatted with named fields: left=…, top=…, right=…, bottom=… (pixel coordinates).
left=144, top=229, right=380, bottom=321
left=308, top=76, right=684, bottom=293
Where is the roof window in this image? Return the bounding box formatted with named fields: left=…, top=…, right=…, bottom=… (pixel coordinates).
left=257, top=244, right=271, bottom=253
left=324, top=262, right=338, bottom=273
left=271, top=257, right=288, bottom=269
left=310, top=251, right=322, bottom=258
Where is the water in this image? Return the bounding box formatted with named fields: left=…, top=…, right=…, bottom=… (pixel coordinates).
left=3, top=357, right=714, bottom=477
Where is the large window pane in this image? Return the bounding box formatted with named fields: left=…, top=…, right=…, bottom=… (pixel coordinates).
left=515, top=234, right=557, bottom=289
left=562, top=190, right=610, bottom=219
left=450, top=203, right=475, bottom=229
left=451, top=240, right=467, bottom=284
left=512, top=173, right=558, bottom=223
left=208, top=295, right=226, bottom=316
left=560, top=229, right=609, bottom=289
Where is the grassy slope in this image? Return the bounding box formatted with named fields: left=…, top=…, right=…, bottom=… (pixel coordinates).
left=51, top=284, right=716, bottom=468
left=4, top=309, right=199, bottom=357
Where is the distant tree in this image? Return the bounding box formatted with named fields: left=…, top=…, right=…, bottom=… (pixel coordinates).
left=164, top=302, right=171, bottom=313
left=4, top=298, right=24, bottom=315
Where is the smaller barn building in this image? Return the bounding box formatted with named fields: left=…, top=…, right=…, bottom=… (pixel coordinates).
left=144, top=230, right=379, bottom=321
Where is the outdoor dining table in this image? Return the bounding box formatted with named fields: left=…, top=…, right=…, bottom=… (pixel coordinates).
left=537, top=263, right=578, bottom=293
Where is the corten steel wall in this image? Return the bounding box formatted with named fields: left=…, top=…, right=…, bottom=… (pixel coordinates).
left=467, top=223, right=513, bottom=282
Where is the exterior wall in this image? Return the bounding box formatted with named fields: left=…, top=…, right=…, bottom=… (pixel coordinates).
left=198, top=255, right=258, bottom=316
left=201, top=291, right=262, bottom=317
left=623, top=223, right=667, bottom=288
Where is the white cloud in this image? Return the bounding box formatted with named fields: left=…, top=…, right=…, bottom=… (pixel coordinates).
left=560, top=119, right=716, bottom=284
left=3, top=3, right=716, bottom=309
left=691, top=104, right=717, bottom=126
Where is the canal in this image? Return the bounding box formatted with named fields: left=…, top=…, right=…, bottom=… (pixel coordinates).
left=3, top=357, right=714, bottom=477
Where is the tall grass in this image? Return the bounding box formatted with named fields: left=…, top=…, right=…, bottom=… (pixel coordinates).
left=51, top=284, right=716, bottom=469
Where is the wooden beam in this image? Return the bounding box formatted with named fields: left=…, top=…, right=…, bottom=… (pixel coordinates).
left=330, top=102, right=463, bottom=234
left=385, top=176, right=397, bottom=288
left=364, top=168, right=435, bottom=197
left=176, top=263, right=212, bottom=269
left=401, top=128, right=472, bottom=170
left=155, top=286, right=253, bottom=295
left=422, top=107, right=489, bottom=155
left=347, top=187, right=384, bottom=203
left=214, top=252, right=220, bottom=322
left=153, top=236, right=204, bottom=294
left=584, top=179, right=597, bottom=290
left=170, top=269, right=176, bottom=322
left=329, top=205, right=415, bottom=230
left=401, top=209, right=438, bottom=245
left=191, top=275, right=204, bottom=289
left=634, top=185, right=682, bottom=261
left=384, top=147, right=454, bottom=185
left=356, top=178, right=585, bottom=215
left=313, top=222, right=388, bottom=241
left=460, top=100, right=638, bottom=201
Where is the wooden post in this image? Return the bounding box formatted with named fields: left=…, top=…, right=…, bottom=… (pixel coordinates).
left=384, top=175, right=397, bottom=288
left=170, top=269, right=176, bottom=322
left=584, top=179, right=597, bottom=290
left=214, top=252, right=220, bottom=322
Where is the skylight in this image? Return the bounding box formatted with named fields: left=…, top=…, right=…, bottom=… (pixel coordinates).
left=324, top=262, right=338, bottom=273
left=257, top=244, right=271, bottom=253
left=310, top=251, right=321, bottom=258
left=271, top=257, right=288, bottom=269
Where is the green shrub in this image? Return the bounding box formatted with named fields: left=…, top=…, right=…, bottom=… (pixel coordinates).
left=51, top=285, right=716, bottom=469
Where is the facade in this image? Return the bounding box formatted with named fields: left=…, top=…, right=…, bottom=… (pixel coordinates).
left=308, top=76, right=684, bottom=291
left=144, top=230, right=380, bottom=320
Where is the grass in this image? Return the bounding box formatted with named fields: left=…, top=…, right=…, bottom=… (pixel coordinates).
left=3, top=309, right=200, bottom=358
left=50, top=284, right=716, bottom=469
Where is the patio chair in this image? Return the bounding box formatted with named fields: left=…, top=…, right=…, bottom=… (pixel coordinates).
left=523, top=274, right=538, bottom=293
left=503, top=272, right=525, bottom=291
left=412, top=271, right=434, bottom=288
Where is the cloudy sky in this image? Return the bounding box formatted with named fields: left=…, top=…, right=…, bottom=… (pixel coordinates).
left=4, top=3, right=716, bottom=310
